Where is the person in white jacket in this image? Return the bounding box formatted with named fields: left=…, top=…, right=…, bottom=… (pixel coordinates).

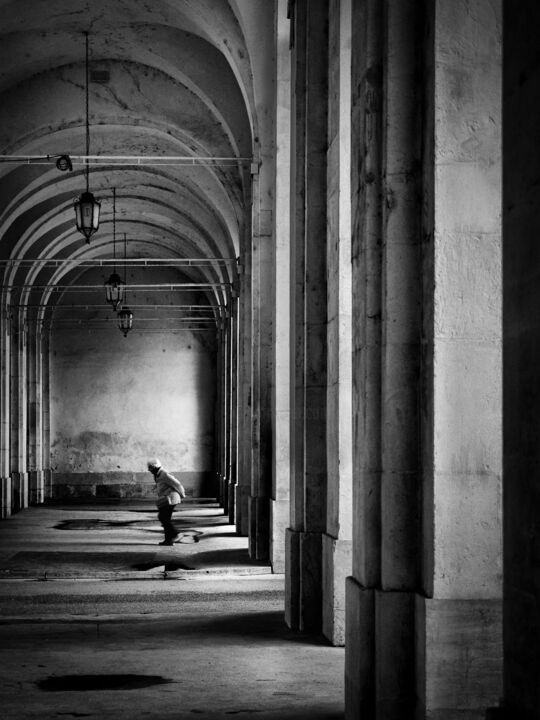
left=147, top=458, right=186, bottom=545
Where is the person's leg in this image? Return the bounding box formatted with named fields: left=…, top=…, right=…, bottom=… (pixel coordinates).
left=157, top=504, right=178, bottom=543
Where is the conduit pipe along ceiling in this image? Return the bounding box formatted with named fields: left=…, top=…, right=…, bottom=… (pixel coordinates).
left=0, top=0, right=259, bottom=334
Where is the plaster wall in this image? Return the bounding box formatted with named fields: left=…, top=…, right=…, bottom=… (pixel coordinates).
left=49, top=326, right=216, bottom=499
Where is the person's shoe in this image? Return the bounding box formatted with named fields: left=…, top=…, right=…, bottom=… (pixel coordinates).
left=158, top=540, right=174, bottom=546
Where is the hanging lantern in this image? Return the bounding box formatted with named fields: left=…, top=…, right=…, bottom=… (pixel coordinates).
left=74, top=32, right=101, bottom=243
left=117, top=232, right=132, bottom=336
left=118, top=306, right=133, bottom=337
left=105, top=271, right=124, bottom=311
left=74, top=190, right=101, bottom=243
left=104, top=188, right=124, bottom=310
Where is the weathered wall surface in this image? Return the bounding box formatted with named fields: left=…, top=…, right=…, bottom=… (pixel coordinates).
left=503, top=2, right=540, bottom=717
left=50, top=327, right=216, bottom=499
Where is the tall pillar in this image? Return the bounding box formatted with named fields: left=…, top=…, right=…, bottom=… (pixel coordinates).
left=0, top=296, right=11, bottom=516
left=236, top=236, right=251, bottom=537
left=41, top=330, right=51, bottom=500
left=228, top=293, right=239, bottom=523
left=222, top=312, right=231, bottom=514
left=10, top=315, right=28, bottom=511
left=323, top=0, right=353, bottom=647
left=286, top=0, right=328, bottom=633
left=216, top=320, right=228, bottom=509
left=346, top=0, right=384, bottom=708
left=27, top=320, right=44, bottom=504
left=249, top=157, right=273, bottom=561
left=418, top=1, right=502, bottom=715
left=346, top=0, right=502, bottom=717
left=270, top=0, right=292, bottom=574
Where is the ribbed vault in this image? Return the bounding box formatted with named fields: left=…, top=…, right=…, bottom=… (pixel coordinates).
left=0, top=0, right=256, bottom=330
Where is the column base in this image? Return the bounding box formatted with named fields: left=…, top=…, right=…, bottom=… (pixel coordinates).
left=29, top=470, right=44, bottom=505
left=1, top=477, right=11, bottom=518
left=285, top=528, right=301, bottom=629
left=235, top=485, right=250, bottom=536
left=11, top=471, right=28, bottom=512
left=345, top=579, right=416, bottom=719
left=248, top=495, right=270, bottom=560
left=227, top=481, right=236, bottom=524
left=270, top=499, right=289, bottom=573
left=345, top=577, right=375, bottom=720
left=284, top=528, right=323, bottom=632
left=220, top=474, right=229, bottom=513
left=345, top=578, right=503, bottom=720
left=416, top=596, right=502, bottom=720
left=322, top=534, right=352, bottom=646
left=43, top=469, right=52, bottom=500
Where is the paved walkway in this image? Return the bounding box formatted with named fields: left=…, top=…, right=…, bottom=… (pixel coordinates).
left=0, top=503, right=344, bottom=719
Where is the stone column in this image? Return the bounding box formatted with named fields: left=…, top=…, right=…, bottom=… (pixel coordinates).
left=249, top=158, right=273, bottom=561
left=27, top=319, right=44, bottom=504
left=270, top=0, right=292, bottom=574
left=346, top=1, right=502, bottom=717
left=214, top=321, right=224, bottom=504
left=0, top=296, right=11, bottom=516
left=228, top=293, right=239, bottom=523
left=418, top=2, right=503, bottom=716
left=346, top=0, right=384, bottom=711
left=222, top=311, right=231, bottom=514
left=216, top=320, right=228, bottom=509
left=41, top=329, right=52, bottom=500
left=286, top=0, right=307, bottom=630
left=10, top=314, right=28, bottom=511
left=236, top=233, right=251, bottom=537
left=286, top=0, right=328, bottom=633
left=323, top=0, right=353, bottom=647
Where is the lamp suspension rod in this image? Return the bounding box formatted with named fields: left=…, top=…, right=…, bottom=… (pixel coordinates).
left=112, top=187, right=116, bottom=271
left=84, top=30, right=90, bottom=192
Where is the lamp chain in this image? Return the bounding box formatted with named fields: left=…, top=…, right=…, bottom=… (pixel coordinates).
left=113, top=188, right=116, bottom=273
left=124, top=232, right=127, bottom=303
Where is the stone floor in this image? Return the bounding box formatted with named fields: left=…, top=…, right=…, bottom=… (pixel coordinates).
left=0, top=503, right=344, bottom=719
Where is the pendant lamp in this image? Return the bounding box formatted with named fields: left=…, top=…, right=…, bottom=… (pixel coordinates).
left=74, top=32, right=101, bottom=242
left=117, top=233, right=133, bottom=337
left=105, top=188, right=124, bottom=311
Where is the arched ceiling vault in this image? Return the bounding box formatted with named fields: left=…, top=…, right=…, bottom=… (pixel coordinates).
left=0, top=0, right=264, bottom=332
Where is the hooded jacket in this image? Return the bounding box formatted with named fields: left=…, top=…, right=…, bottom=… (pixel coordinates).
left=154, top=467, right=186, bottom=507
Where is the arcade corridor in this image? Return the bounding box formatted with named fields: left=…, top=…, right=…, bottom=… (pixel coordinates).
left=0, top=502, right=343, bottom=719
left=2, top=1, right=540, bottom=718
